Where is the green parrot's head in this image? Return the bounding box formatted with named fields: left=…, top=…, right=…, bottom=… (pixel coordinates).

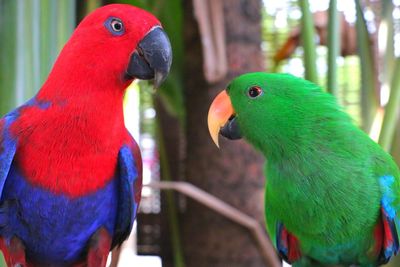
left=208, top=72, right=343, bottom=155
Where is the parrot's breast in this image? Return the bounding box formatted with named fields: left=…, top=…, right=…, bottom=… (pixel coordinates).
left=10, top=98, right=127, bottom=197
left=0, top=164, right=118, bottom=265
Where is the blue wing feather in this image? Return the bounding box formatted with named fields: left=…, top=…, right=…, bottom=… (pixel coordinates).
left=112, top=145, right=138, bottom=247
left=0, top=115, right=18, bottom=197
left=378, top=175, right=400, bottom=264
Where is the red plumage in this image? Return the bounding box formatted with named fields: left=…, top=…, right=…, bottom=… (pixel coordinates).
left=382, top=211, right=395, bottom=249
left=0, top=4, right=172, bottom=266
left=10, top=4, right=158, bottom=197
left=277, top=223, right=302, bottom=263
left=287, top=232, right=301, bottom=262
left=372, top=221, right=383, bottom=257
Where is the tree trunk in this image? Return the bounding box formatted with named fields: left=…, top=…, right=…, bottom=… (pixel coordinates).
left=182, top=0, right=268, bottom=266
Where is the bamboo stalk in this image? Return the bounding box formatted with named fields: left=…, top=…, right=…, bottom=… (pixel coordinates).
left=0, top=0, right=17, bottom=116
left=49, top=1, right=58, bottom=64
left=327, top=0, right=340, bottom=96
left=40, top=0, right=52, bottom=84
left=32, top=0, right=41, bottom=92
left=57, top=0, right=75, bottom=52
left=23, top=0, right=35, bottom=100
left=379, top=59, right=400, bottom=151
left=298, top=0, right=318, bottom=84
left=380, top=1, right=395, bottom=87
left=355, top=0, right=378, bottom=132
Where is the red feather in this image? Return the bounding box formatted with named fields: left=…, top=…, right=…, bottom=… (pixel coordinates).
left=372, top=221, right=383, bottom=256
left=287, top=233, right=301, bottom=262
left=277, top=222, right=302, bottom=263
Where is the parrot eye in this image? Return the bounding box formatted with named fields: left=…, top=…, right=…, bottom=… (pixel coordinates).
left=247, top=86, right=263, bottom=98
left=105, top=17, right=125, bottom=36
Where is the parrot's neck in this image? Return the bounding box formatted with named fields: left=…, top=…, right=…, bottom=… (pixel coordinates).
left=36, top=75, right=127, bottom=138
left=258, top=112, right=352, bottom=178
left=35, top=55, right=130, bottom=133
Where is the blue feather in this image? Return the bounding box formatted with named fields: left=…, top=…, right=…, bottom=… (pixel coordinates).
left=1, top=166, right=118, bottom=264
left=113, top=145, right=138, bottom=247
left=0, top=100, right=140, bottom=265
left=378, top=175, right=400, bottom=264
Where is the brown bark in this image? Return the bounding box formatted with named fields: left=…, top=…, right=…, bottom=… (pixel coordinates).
left=182, top=0, right=268, bottom=266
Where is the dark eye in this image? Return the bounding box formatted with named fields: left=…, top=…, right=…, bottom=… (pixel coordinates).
left=111, top=19, right=123, bottom=31
left=247, top=86, right=263, bottom=98
left=105, top=17, right=125, bottom=36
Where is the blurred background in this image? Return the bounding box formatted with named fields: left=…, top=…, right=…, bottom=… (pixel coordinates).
left=1, top=0, right=400, bottom=266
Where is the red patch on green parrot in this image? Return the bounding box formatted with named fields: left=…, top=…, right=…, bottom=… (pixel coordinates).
left=372, top=221, right=383, bottom=257
left=370, top=206, right=399, bottom=265
left=277, top=222, right=302, bottom=263
left=379, top=206, right=399, bottom=263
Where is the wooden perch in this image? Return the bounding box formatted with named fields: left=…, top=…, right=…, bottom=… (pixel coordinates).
left=145, top=181, right=282, bottom=267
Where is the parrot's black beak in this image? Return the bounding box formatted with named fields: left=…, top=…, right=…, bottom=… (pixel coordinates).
left=126, top=26, right=172, bottom=89
left=220, top=116, right=242, bottom=140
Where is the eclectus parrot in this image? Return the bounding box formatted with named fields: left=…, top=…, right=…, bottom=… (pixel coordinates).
left=0, top=4, right=171, bottom=266
left=208, top=73, right=400, bottom=267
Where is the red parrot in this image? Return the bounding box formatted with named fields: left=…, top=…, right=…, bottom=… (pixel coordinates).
left=0, top=4, right=171, bottom=266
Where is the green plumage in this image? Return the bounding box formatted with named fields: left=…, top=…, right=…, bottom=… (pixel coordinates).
left=226, top=73, right=400, bottom=266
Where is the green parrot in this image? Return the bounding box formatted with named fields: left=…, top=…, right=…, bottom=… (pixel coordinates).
left=207, top=72, right=400, bottom=267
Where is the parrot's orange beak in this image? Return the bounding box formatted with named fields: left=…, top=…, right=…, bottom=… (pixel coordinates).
left=207, top=90, right=235, bottom=148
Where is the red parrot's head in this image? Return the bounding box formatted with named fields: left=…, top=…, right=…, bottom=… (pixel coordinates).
left=48, top=4, right=172, bottom=91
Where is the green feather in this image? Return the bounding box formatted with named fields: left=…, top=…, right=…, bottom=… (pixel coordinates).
left=226, top=72, right=400, bottom=266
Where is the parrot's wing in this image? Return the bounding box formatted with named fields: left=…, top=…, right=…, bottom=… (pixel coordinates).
left=376, top=175, right=400, bottom=264
left=376, top=206, right=400, bottom=264
left=112, top=137, right=142, bottom=248
left=276, top=222, right=302, bottom=264
left=0, top=116, right=18, bottom=198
